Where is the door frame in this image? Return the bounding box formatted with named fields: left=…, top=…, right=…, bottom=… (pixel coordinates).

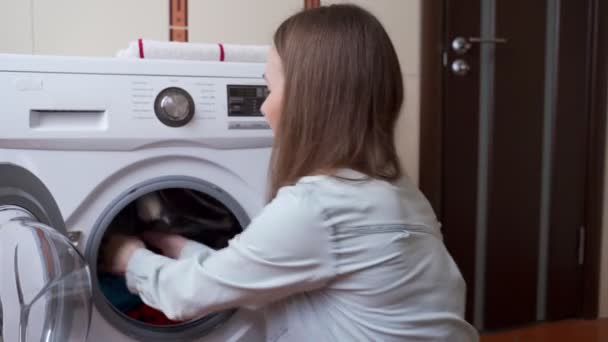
left=419, top=0, right=608, bottom=319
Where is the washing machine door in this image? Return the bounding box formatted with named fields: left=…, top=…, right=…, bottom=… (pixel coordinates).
left=0, top=205, right=93, bottom=342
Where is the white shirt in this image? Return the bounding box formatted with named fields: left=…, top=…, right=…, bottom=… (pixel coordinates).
left=126, top=170, right=479, bottom=341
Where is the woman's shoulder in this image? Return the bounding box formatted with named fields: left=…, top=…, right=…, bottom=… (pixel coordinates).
left=279, top=168, right=439, bottom=230
left=290, top=169, right=402, bottom=203
left=273, top=170, right=388, bottom=226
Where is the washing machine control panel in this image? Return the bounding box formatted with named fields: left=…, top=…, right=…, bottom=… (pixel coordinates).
left=127, top=75, right=271, bottom=135
left=0, top=57, right=273, bottom=151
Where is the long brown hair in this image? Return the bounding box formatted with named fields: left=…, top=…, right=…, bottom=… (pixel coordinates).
left=269, top=4, right=404, bottom=198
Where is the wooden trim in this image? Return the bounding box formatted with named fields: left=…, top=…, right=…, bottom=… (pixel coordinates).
left=582, top=0, right=608, bottom=319
left=170, top=0, right=188, bottom=42
left=305, top=0, right=321, bottom=10
left=419, top=0, right=444, bottom=215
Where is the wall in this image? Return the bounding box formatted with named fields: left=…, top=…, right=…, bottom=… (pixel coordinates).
left=0, top=0, right=33, bottom=53
left=0, top=0, right=302, bottom=56
left=189, top=0, right=302, bottom=45
left=0, top=0, right=167, bottom=56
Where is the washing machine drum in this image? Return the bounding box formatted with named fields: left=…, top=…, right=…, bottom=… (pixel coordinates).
left=0, top=206, right=92, bottom=342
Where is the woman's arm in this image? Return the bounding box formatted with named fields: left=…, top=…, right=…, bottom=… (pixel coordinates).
left=178, top=239, right=216, bottom=259
left=142, top=231, right=216, bottom=260
left=125, top=186, right=334, bottom=321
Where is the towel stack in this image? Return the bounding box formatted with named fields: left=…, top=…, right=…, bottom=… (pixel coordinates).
left=116, top=39, right=269, bottom=63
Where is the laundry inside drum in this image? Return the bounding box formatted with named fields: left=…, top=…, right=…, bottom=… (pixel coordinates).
left=97, top=188, right=243, bottom=326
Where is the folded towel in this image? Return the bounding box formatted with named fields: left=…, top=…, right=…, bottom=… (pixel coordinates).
left=116, top=39, right=269, bottom=63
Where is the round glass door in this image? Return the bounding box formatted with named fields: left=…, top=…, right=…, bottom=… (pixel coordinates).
left=0, top=206, right=92, bottom=342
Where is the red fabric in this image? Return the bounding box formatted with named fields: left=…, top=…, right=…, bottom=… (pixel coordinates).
left=138, top=39, right=145, bottom=59
left=127, top=304, right=179, bottom=325
left=219, top=43, right=225, bottom=61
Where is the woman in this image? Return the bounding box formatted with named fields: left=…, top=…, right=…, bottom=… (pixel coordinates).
left=104, top=4, right=479, bottom=341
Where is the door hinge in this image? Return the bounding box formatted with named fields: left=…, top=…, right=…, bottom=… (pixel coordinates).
left=67, top=230, right=82, bottom=247
left=578, top=226, right=585, bottom=266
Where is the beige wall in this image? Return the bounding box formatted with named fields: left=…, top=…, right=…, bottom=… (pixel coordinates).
left=189, top=0, right=302, bottom=45
left=0, top=0, right=168, bottom=56
left=0, top=0, right=303, bottom=56
left=32, top=0, right=168, bottom=56
left=0, top=0, right=34, bottom=53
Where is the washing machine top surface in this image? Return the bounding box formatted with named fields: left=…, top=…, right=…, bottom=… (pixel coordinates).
left=0, top=53, right=266, bottom=79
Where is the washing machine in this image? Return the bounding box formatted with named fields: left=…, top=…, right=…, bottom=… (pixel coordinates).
left=0, top=54, right=272, bottom=341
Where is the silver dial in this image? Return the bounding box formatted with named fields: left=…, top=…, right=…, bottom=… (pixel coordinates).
left=160, top=93, right=190, bottom=121
left=154, top=87, right=195, bottom=127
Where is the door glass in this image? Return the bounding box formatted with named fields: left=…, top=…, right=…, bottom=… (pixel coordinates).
left=0, top=207, right=92, bottom=342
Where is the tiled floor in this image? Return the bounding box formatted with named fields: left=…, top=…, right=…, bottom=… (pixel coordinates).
left=481, top=319, right=608, bottom=342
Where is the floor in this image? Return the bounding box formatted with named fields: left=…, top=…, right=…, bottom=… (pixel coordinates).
left=480, top=319, right=608, bottom=342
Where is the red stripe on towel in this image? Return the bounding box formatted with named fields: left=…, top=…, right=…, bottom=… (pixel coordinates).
left=219, top=43, right=225, bottom=61
left=138, top=39, right=145, bottom=58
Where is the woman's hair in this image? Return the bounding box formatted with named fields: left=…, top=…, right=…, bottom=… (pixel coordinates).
left=269, top=4, right=404, bottom=198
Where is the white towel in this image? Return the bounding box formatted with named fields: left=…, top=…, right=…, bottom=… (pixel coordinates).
left=116, top=39, right=269, bottom=63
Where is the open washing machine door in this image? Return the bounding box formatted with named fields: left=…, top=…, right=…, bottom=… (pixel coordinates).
left=0, top=165, right=92, bottom=342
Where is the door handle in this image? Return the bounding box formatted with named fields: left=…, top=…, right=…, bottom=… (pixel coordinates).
left=468, top=37, right=508, bottom=44
left=451, top=59, right=471, bottom=76
left=452, top=36, right=508, bottom=54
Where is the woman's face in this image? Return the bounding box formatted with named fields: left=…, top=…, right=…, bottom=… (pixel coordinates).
left=261, top=47, right=285, bottom=132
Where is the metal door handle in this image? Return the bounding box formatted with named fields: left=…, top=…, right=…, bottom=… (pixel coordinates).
left=468, top=37, right=508, bottom=44
left=451, top=59, right=471, bottom=76
left=452, top=36, right=508, bottom=54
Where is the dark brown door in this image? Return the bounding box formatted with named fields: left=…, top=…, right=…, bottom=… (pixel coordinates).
left=440, top=0, right=595, bottom=331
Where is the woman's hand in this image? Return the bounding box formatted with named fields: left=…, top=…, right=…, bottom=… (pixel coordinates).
left=142, top=231, right=189, bottom=259
left=101, top=234, right=146, bottom=275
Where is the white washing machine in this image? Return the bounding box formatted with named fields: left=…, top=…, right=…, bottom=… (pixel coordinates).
left=0, top=54, right=272, bottom=341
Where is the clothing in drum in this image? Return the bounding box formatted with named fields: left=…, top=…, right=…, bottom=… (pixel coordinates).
left=97, top=188, right=243, bottom=326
